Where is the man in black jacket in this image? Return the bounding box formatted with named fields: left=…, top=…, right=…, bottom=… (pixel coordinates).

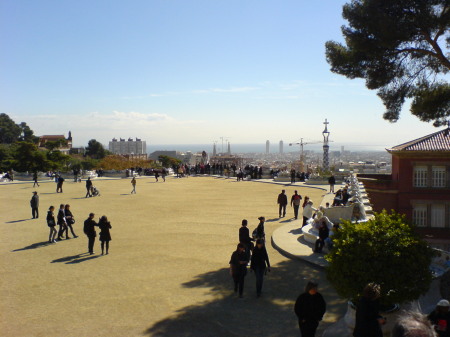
left=30, top=191, right=39, bottom=219
left=83, top=213, right=98, bottom=254
left=277, top=189, right=288, bottom=218
left=294, top=281, right=326, bottom=337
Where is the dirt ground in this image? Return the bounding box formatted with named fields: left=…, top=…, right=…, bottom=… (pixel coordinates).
left=0, top=176, right=346, bottom=337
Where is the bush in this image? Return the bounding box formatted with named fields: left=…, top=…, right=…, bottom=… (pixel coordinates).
left=325, top=210, right=434, bottom=306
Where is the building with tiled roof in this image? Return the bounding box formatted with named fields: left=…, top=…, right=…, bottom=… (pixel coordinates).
left=360, top=126, right=450, bottom=252
left=38, top=131, right=73, bottom=154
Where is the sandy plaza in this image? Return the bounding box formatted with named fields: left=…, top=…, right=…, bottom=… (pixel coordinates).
left=0, top=176, right=347, bottom=337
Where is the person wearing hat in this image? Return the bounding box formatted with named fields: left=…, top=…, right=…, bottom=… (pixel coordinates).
left=30, top=191, right=39, bottom=219
left=428, top=299, right=450, bottom=336
left=253, top=217, right=266, bottom=242
left=277, top=189, right=288, bottom=218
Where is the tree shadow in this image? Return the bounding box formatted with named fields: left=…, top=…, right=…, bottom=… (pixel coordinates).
left=12, top=241, right=52, bottom=251
left=6, top=219, right=32, bottom=223
left=51, top=252, right=100, bottom=264
left=144, top=258, right=346, bottom=337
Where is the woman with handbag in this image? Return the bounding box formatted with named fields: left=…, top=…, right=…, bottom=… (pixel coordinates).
left=64, top=204, right=78, bottom=238
left=229, top=243, right=249, bottom=298
left=252, top=216, right=266, bottom=242
left=98, top=215, right=112, bottom=255
left=47, top=206, right=57, bottom=243
left=250, top=239, right=271, bottom=297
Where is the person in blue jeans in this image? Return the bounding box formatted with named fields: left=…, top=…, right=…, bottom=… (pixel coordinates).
left=250, top=239, right=271, bottom=297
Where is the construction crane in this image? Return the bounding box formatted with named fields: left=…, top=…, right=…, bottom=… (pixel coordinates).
left=289, top=138, right=321, bottom=172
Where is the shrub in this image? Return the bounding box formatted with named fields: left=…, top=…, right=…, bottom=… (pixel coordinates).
left=325, top=210, right=434, bottom=306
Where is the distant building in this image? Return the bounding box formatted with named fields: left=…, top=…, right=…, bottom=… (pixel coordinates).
left=38, top=131, right=73, bottom=154
left=361, top=126, right=450, bottom=252
left=109, top=137, right=146, bottom=155
left=279, top=140, right=284, bottom=154
left=266, top=140, right=270, bottom=154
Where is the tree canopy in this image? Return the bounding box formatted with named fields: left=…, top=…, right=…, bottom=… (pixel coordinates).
left=85, top=139, right=108, bottom=159
left=0, top=114, right=37, bottom=143
left=325, top=0, right=450, bottom=126
left=326, top=210, right=434, bottom=306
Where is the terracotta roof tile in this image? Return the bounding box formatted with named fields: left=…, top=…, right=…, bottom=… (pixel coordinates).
left=387, top=127, right=450, bottom=152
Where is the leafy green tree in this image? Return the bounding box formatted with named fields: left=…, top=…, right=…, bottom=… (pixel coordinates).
left=158, top=155, right=181, bottom=168
left=12, top=142, right=52, bottom=172
left=81, top=158, right=99, bottom=170
left=18, top=122, right=38, bottom=143
left=85, top=139, right=108, bottom=159
left=325, top=0, right=450, bottom=126
left=44, top=139, right=68, bottom=151
left=0, top=113, right=21, bottom=143
left=326, top=210, right=434, bottom=306
left=0, top=144, right=15, bottom=171
left=46, top=150, right=70, bottom=170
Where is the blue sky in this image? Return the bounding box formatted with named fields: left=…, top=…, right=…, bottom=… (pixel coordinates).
left=0, top=0, right=443, bottom=149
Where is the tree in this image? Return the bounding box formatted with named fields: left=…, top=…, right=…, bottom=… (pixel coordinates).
left=158, top=155, right=181, bottom=168
left=18, top=122, right=38, bottom=143
left=85, top=139, right=107, bottom=159
left=0, top=113, right=21, bottom=143
left=325, top=210, right=434, bottom=306
left=12, top=142, right=52, bottom=172
left=325, top=0, right=450, bottom=126
left=44, top=139, right=68, bottom=151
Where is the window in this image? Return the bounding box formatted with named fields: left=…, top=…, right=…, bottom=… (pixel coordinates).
left=413, top=166, right=428, bottom=187
left=431, top=205, right=446, bottom=228
left=412, top=205, right=427, bottom=227
left=432, top=166, right=446, bottom=187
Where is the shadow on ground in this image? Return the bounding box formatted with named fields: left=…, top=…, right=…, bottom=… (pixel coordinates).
left=12, top=241, right=52, bottom=251
left=6, top=219, right=32, bottom=223
left=51, top=253, right=100, bottom=264
left=144, top=258, right=345, bottom=337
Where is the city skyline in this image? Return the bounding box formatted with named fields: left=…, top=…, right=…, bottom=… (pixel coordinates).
left=1, top=1, right=445, bottom=148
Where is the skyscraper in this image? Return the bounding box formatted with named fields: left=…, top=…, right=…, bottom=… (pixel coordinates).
left=109, top=137, right=146, bottom=155
left=279, top=140, right=284, bottom=154
left=266, top=140, right=270, bottom=154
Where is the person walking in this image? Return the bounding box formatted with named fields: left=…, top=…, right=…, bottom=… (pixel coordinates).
left=291, top=190, right=302, bottom=219
left=239, top=219, right=254, bottom=261
left=229, top=243, right=249, bottom=298
left=427, top=299, right=450, bottom=337
left=328, top=175, right=336, bottom=193
left=83, top=213, right=98, bottom=254
left=33, top=172, right=40, bottom=187
left=250, top=239, right=271, bottom=297
left=64, top=204, right=78, bottom=238
left=85, top=177, right=93, bottom=198
left=161, top=168, right=166, bottom=182
left=56, top=204, right=68, bottom=240
left=294, top=281, right=327, bottom=337
left=98, top=215, right=112, bottom=255
left=277, top=189, right=288, bottom=218
left=56, top=175, right=64, bottom=193
left=291, top=169, right=296, bottom=184
left=353, top=283, right=385, bottom=337
left=253, top=216, right=266, bottom=242
left=47, top=206, right=57, bottom=243
left=30, top=191, right=39, bottom=219
left=131, top=177, right=136, bottom=194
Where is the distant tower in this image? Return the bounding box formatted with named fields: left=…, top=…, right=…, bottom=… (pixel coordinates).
left=279, top=140, right=284, bottom=154
left=213, top=143, right=217, bottom=157
left=227, top=142, right=231, bottom=155
left=322, top=119, right=331, bottom=171
left=68, top=131, right=72, bottom=141
left=266, top=140, right=270, bottom=154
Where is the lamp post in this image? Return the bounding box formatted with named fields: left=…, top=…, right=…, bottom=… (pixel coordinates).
left=322, top=119, right=330, bottom=172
